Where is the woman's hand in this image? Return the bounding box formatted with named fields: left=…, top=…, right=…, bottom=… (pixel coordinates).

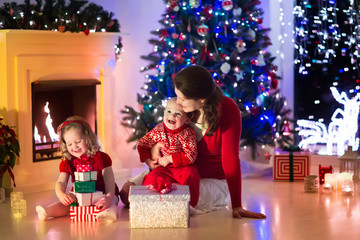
left=145, top=158, right=160, bottom=170
left=94, top=195, right=113, bottom=211
left=232, top=207, right=266, bottom=219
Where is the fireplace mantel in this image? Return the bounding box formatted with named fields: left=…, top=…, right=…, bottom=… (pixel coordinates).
left=0, top=30, right=120, bottom=192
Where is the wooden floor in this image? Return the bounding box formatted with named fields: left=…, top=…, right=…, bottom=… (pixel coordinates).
left=1, top=175, right=359, bottom=240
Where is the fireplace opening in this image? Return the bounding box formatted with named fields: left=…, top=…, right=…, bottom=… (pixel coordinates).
left=31, top=79, right=100, bottom=162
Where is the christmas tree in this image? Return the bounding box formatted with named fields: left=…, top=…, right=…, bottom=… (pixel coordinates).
left=121, top=0, right=292, bottom=157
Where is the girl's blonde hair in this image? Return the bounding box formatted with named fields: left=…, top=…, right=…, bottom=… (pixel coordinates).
left=57, top=116, right=100, bottom=160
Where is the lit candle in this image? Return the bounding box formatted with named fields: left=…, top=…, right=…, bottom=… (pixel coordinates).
left=322, top=182, right=333, bottom=193
left=342, top=179, right=354, bottom=195
left=324, top=173, right=337, bottom=189
left=337, top=172, right=354, bottom=191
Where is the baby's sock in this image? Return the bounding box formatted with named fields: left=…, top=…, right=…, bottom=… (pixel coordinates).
left=96, top=205, right=118, bottom=222
left=36, top=205, right=47, bottom=221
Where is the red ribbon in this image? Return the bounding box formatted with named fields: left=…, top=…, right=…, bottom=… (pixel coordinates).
left=159, top=30, right=169, bottom=43
left=73, top=155, right=94, bottom=166
left=0, top=163, right=16, bottom=187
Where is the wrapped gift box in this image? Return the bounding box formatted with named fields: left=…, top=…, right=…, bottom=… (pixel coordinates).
left=75, top=171, right=97, bottom=182
left=273, top=151, right=311, bottom=181
left=70, top=206, right=100, bottom=222
left=75, top=191, right=103, bottom=206
left=74, top=181, right=95, bottom=193
left=76, top=164, right=93, bottom=172
left=129, top=185, right=190, bottom=228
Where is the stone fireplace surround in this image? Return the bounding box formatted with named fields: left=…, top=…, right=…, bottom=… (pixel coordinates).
left=0, top=30, right=121, bottom=192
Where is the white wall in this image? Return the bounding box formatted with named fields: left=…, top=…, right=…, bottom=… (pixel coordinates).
left=92, top=0, right=166, bottom=170
left=261, top=0, right=294, bottom=118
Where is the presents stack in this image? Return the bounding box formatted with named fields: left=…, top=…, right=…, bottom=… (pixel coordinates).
left=129, top=185, right=190, bottom=228
left=273, top=147, right=311, bottom=181
left=70, top=164, right=103, bottom=222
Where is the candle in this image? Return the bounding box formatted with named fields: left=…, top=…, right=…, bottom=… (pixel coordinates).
left=342, top=179, right=354, bottom=195
left=322, top=182, right=333, bottom=193
left=324, top=173, right=337, bottom=189
left=337, top=172, right=354, bottom=191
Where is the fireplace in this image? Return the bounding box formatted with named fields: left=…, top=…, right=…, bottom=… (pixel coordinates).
left=32, top=79, right=100, bottom=162
left=0, top=30, right=122, bottom=192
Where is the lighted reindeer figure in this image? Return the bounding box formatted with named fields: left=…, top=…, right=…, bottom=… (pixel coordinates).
left=297, top=87, right=360, bottom=156
left=327, top=87, right=360, bottom=155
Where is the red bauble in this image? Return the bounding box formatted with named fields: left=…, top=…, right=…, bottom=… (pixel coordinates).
left=271, top=78, right=278, bottom=89
left=197, top=23, right=209, bottom=37
left=84, top=29, right=90, bottom=36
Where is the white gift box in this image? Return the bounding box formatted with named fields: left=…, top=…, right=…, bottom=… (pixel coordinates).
left=129, top=185, right=190, bottom=228
left=74, top=171, right=97, bottom=182
left=75, top=191, right=104, bottom=206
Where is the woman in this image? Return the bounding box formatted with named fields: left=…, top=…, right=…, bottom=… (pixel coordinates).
left=120, top=65, right=266, bottom=219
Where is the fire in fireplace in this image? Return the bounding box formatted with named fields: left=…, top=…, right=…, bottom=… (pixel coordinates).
left=31, top=79, right=100, bottom=162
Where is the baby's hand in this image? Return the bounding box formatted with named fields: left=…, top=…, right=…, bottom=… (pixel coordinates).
left=145, top=158, right=160, bottom=170
left=151, top=142, right=165, bottom=161
left=158, top=155, right=172, bottom=167
left=94, top=196, right=113, bottom=211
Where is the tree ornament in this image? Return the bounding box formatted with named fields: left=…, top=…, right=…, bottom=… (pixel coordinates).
left=9, top=8, right=14, bottom=16
left=233, top=7, right=242, bottom=17
left=271, top=78, right=278, bottom=90
left=256, top=94, right=265, bottom=106
left=235, top=39, right=246, bottom=53
left=202, top=6, right=214, bottom=20
left=222, top=0, right=233, bottom=11
left=189, top=0, right=201, bottom=8
left=58, top=25, right=65, bottom=32
left=220, top=62, right=231, bottom=74
left=197, top=23, right=209, bottom=37
left=283, top=121, right=290, bottom=136
left=190, top=57, right=196, bottom=64
left=160, top=29, right=169, bottom=42
left=84, top=29, right=90, bottom=36
left=159, top=64, right=165, bottom=75
left=257, top=54, right=266, bottom=66
left=245, top=28, right=256, bottom=41
left=171, top=33, right=179, bottom=39
left=187, top=20, right=191, bottom=33
left=234, top=66, right=244, bottom=80
left=168, top=0, right=180, bottom=12
left=173, top=48, right=184, bottom=63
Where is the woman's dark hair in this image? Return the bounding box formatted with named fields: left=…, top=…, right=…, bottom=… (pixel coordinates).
left=173, top=65, right=223, bottom=135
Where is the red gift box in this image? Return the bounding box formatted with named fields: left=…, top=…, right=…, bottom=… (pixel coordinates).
left=70, top=206, right=100, bottom=222
left=273, top=151, right=311, bottom=181
left=76, top=164, right=93, bottom=172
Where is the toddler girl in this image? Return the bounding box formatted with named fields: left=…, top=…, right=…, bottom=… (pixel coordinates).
left=36, top=116, right=120, bottom=222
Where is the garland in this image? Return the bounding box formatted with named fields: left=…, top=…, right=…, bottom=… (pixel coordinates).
left=0, top=0, right=123, bottom=59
